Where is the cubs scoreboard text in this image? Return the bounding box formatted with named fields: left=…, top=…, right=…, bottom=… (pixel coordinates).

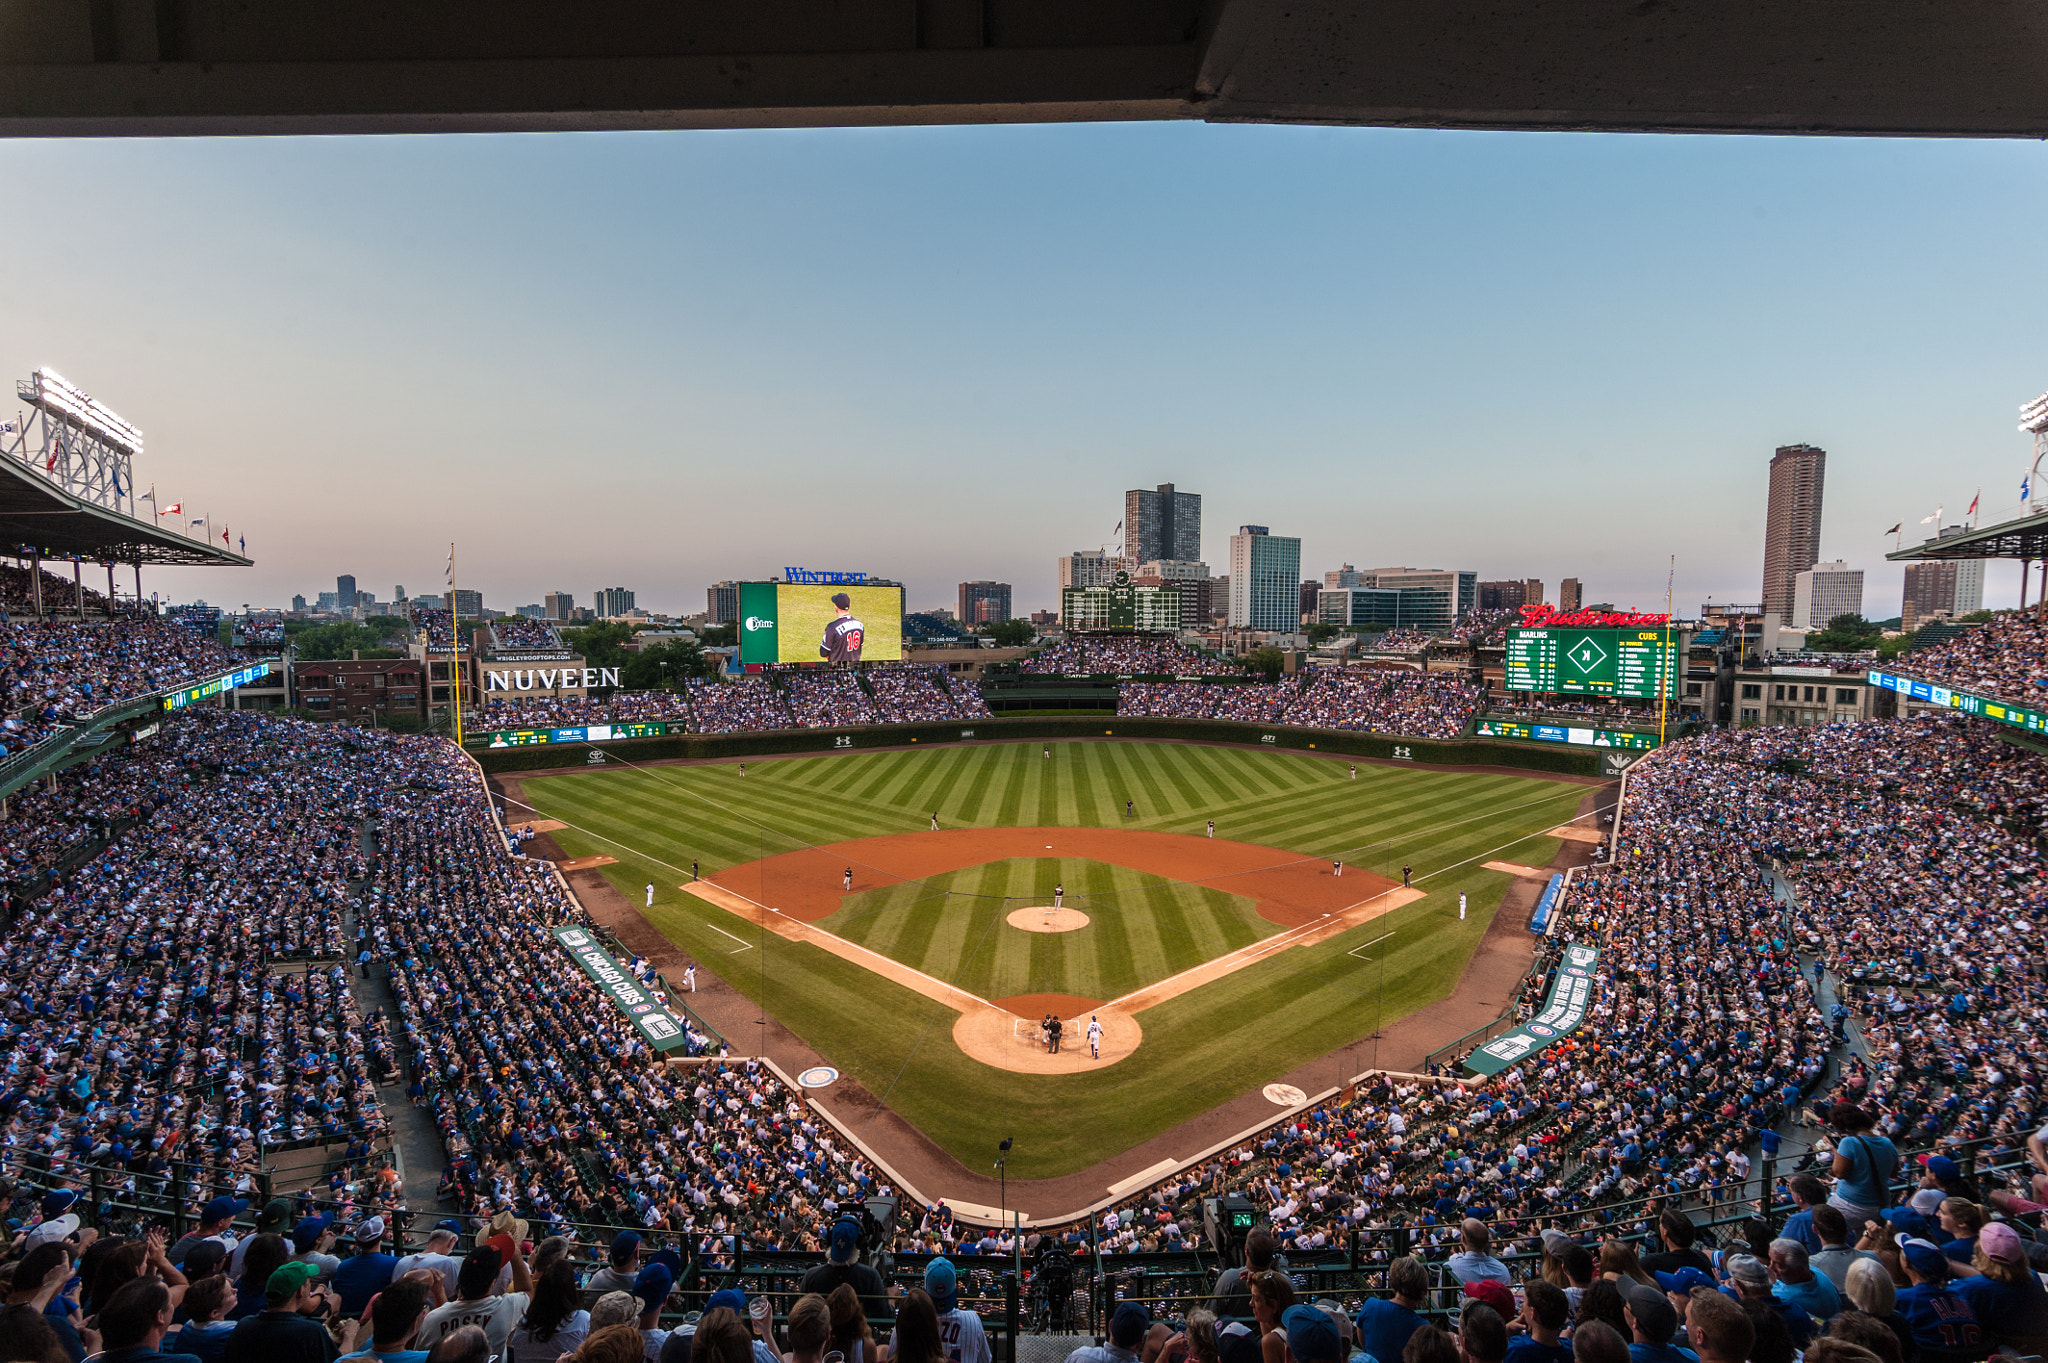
left=482, top=721, right=670, bottom=747
left=1504, top=628, right=1680, bottom=700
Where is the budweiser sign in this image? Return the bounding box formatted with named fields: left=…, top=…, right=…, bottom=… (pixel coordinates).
left=1517, top=604, right=1671, bottom=629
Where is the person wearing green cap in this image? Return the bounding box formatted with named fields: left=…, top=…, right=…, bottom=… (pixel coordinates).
left=223, top=1260, right=358, bottom=1363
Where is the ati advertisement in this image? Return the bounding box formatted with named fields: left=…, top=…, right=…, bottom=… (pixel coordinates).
left=738, top=582, right=903, bottom=665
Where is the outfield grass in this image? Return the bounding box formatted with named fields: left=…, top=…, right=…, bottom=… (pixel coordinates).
left=826, top=859, right=1276, bottom=1002
left=522, top=741, right=1588, bottom=1180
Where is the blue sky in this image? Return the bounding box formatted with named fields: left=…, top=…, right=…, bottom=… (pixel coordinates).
left=2, top=124, right=2042, bottom=618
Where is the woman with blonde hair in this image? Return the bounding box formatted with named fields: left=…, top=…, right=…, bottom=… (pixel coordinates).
left=1843, top=1259, right=1915, bottom=1363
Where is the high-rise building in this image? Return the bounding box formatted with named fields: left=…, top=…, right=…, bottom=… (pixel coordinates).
left=316, top=591, right=338, bottom=610
left=394, top=585, right=405, bottom=600
left=1939, top=524, right=1984, bottom=614
left=1227, top=526, right=1302, bottom=631
left=1124, top=483, right=1202, bottom=566
left=594, top=586, right=636, bottom=618
left=1559, top=578, right=1583, bottom=613
left=1791, top=560, right=1862, bottom=630
left=451, top=588, right=482, bottom=617
left=1479, top=580, right=1535, bottom=612
left=1353, top=568, right=1479, bottom=631
left=705, top=582, right=738, bottom=624
left=1058, top=549, right=1127, bottom=590
left=291, top=594, right=307, bottom=613
left=336, top=574, right=357, bottom=609
left=543, top=591, right=576, bottom=621
left=1323, top=564, right=1361, bottom=589
left=1762, top=443, right=1827, bottom=619
left=958, top=581, right=1013, bottom=626
left=1299, top=581, right=1320, bottom=622
left=1901, top=560, right=1958, bottom=629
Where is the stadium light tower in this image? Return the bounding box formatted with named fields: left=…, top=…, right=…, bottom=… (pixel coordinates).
left=2021, top=390, right=2048, bottom=517
left=2, top=367, right=143, bottom=516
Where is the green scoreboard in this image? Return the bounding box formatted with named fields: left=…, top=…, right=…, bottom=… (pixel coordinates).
left=1505, top=627, right=1680, bottom=699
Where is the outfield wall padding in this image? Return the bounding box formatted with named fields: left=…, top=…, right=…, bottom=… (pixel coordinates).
left=469, top=717, right=1605, bottom=778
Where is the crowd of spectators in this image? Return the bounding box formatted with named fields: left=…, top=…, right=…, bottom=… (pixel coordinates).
left=784, top=673, right=878, bottom=728
left=1368, top=628, right=1436, bottom=652
left=684, top=678, right=793, bottom=734
left=1445, top=609, right=1517, bottom=648
left=866, top=666, right=990, bottom=722
left=478, top=691, right=693, bottom=730
left=0, top=709, right=393, bottom=1228
left=0, top=562, right=123, bottom=616
left=236, top=615, right=286, bottom=646
left=1, top=619, right=244, bottom=755
left=1021, top=635, right=1236, bottom=676
left=410, top=608, right=458, bottom=649
left=1893, top=610, right=2048, bottom=704
left=1281, top=669, right=1483, bottom=739
left=1115, top=682, right=1295, bottom=721
left=488, top=617, right=567, bottom=651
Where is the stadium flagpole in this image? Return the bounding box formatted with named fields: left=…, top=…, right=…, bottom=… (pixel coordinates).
left=449, top=541, right=466, bottom=747
left=1659, top=556, right=1674, bottom=747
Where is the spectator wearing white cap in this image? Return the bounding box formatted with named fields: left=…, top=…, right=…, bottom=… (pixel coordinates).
left=332, top=1219, right=398, bottom=1320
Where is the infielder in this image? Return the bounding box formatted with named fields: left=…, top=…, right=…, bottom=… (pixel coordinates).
left=1333, top=859, right=1343, bottom=877
left=1087, top=1015, right=1103, bottom=1058
left=843, top=867, right=853, bottom=891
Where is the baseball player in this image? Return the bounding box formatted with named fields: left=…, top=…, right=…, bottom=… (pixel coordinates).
left=931, top=812, right=939, bottom=831
left=645, top=883, right=654, bottom=908
left=1206, top=819, right=1214, bottom=838
left=738, top=763, right=745, bottom=777
left=819, top=592, right=866, bottom=664
left=1402, top=864, right=1412, bottom=887
left=843, top=867, right=853, bottom=891
left=1043, top=745, right=1049, bottom=758
left=1349, top=764, right=1356, bottom=779
left=684, top=965, right=696, bottom=991
left=1333, top=859, right=1343, bottom=877
left=1053, top=883, right=1063, bottom=908
left=1124, top=799, right=1134, bottom=818
left=1048, top=1015, right=1062, bottom=1054
left=1087, top=1015, right=1103, bottom=1059
left=691, top=859, right=699, bottom=880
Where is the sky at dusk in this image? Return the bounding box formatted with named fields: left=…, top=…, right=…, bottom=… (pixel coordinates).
left=2, top=124, right=2044, bottom=620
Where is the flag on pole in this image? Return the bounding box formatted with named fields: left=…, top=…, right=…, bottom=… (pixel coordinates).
left=2026, top=473, right=2034, bottom=503
left=221, top=526, right=229, bottom=546
left=164, top=502, right=181, bottom=515
left=190, top=518, right=204, bottom=526
left=0, top=422, right=14, bottom=436
left=1967, top=490, right=1980, bottom=522
left=238, top=535, right=245, bottom=554
left=1884, top=523, right=1901, bottom=535
left=446, top=548, right=455, bottom=586
left=1920, top=507, right=1942, bottom=524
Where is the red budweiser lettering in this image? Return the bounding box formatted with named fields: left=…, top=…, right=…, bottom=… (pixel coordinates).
left=1517, top=604, right=1671, bottom=629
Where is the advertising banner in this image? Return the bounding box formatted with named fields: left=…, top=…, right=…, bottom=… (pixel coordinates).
left=1867, top=668, right=2048, bottom=736
left=552, top=926, right=690, bottom=1052
left=1464, top=942, right=1599, bottom=1077
left=162, top=662, right=271, bottom=710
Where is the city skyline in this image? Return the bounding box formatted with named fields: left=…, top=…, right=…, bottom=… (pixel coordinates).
left=2, top=125, right=2042, bottom=620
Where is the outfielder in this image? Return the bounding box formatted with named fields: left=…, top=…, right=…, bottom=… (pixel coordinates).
left=1206, top=819, right=1214, bottom=838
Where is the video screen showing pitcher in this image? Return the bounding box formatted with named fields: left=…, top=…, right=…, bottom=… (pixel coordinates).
left=819, top=592, right=866, bottom=664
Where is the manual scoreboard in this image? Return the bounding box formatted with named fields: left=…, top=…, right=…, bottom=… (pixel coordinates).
left=1505, top=628, right=1679, bottom=699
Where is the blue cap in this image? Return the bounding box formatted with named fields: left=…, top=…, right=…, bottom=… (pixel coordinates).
left=1899, top=1237, right=1949, bottom=1279
left=202, top=1195, right=248, bottom=1225
left=1920, top=1154, right=1960, bottom=1180
left=924, top=1257, right=957, bottom=1310
left=39, top=1190, right=77, bottom=1219
left=1110, top=1302, right=1150, bottom=1348
left=610, top=1230, right=642, bottom=1262
left=1653, top=1267, right=1716, bottom=1295
left=435, top=1219, right=467, bottom=1237
left=650, top=1249, right=685, bottom=1276
left=632, top=1263, right=675, bottom=1309
left=706, top=1288, right=748, bottom=1314
left=827, top=1219, right=860, bottom=1265
left=1882, top=1208, right=1932, bottom=1239
left=291, top=1214, right=334, bottom=1252
left=1283, top=1306, right=1341, bottom=1363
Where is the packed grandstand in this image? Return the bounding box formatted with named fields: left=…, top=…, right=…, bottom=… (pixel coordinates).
left=3, top=600, right=2047, bottom=1363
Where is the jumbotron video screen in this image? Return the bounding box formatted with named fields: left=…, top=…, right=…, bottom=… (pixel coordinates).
left=737, top=582, right=904, bottom=665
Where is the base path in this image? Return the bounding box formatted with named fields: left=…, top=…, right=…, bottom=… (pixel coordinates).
left=706, top=826, right=1403, bottom=929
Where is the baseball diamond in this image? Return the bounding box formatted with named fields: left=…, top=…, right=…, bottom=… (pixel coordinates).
left=517, top=738, right=1592, bottom=1178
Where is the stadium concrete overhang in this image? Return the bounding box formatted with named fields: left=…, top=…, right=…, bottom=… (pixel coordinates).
left=4, top=0, right=2048, bottom=138
left=1886, top=512, right=2048, bottom=564
left=0, top=457, right=251, bottom=567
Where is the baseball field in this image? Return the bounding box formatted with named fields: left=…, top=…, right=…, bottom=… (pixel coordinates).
left=519, top=740, right=1589, bottom=1180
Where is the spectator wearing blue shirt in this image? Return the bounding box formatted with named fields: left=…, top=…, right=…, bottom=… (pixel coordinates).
left=1948, top=1223, right=2048, bottom=1355
left=96, top=1278, right=202, bottom=1363
left=1776, top=1177, right=1828, bottom=1256
left=1355, top=1258, right=1429, bottom=1363
left=331, top=1219, right=398, bottom=1321
left=337, top=1277, right=434, bottom=1363
left=1617, top=1280, right=1697, bottom=1363
left=1934, top=1200, right=1983, bottom=1266
left=1765, top=1240, right=1839, bottom=1324
left=1504, top=1282, right=1573, bottom=1363
left=1894, top=1239, right=1982, bottom=1359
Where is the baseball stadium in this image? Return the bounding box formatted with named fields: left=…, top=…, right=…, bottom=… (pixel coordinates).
left=4, top=361, right=2048, bottom=1363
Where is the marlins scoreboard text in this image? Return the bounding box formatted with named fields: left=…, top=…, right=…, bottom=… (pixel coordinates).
left=1505, top=627, right=1679, bottom=700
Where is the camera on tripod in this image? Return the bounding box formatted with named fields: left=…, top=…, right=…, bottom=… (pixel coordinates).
left=1202, top=1194, right=1258, bottom=1265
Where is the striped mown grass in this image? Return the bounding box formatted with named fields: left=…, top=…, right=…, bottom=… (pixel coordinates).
left=522, top=740, right=1589, bottom=1178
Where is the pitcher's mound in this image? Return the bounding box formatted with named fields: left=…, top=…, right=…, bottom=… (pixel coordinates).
left=1007, top=906, right=1089, bottom=933
left=952, top=1004, right=1141, bottom=1072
